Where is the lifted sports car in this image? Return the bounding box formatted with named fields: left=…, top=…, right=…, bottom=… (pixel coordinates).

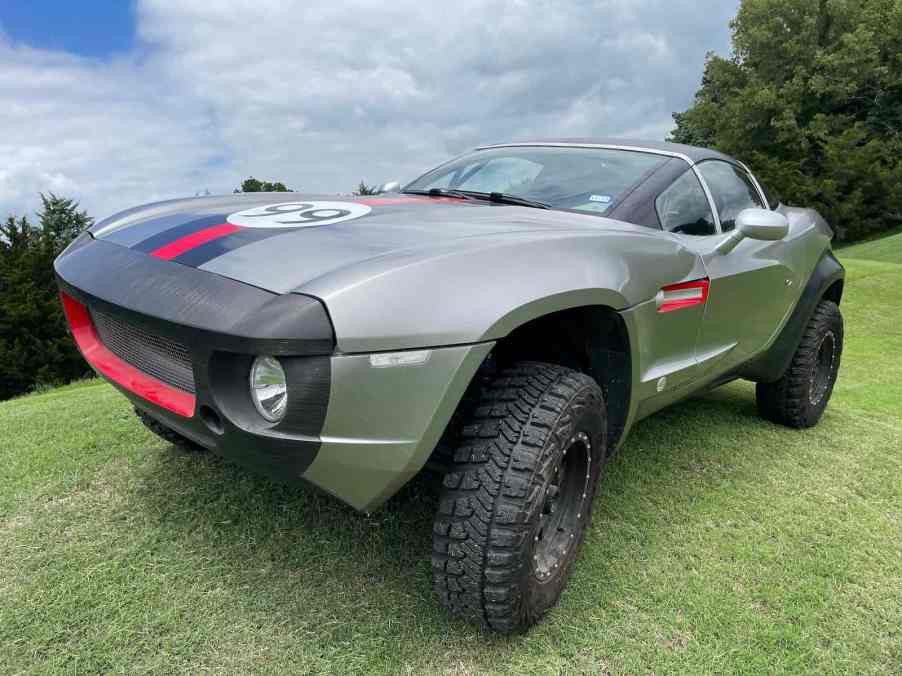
left=56, top=139, right=844, bottom=632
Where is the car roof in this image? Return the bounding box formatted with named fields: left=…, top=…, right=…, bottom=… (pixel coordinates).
left=476, top=138, right=737, bottom=165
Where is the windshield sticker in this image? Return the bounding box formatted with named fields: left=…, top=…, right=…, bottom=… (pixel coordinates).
left=580, top=202, right=611, bottom=213
left=589, top=194, right=613, bottom=204
left=227, top=201, right=371, bottom=229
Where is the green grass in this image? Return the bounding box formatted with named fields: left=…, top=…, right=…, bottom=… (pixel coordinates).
left=839, top=228, right=902, bottom=265
left=3, top=235, right=902, bottom=675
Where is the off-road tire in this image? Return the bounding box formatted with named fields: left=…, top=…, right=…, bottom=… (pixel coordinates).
left=432, top=361, right=607, bottom=633
left=756, top=300, right=843, bottom=428
left=135, top=407, right=205, bottom=451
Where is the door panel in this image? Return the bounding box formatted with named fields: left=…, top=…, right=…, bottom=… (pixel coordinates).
left=621, top=289, right=707, bottom=415
left=682, top=160, right=794, bottom=376
left=696, top=237, right=795, bottom=375
left=636, top=166, right=717, bottom=392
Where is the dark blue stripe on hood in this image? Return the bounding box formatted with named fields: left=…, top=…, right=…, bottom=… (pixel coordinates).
left=171, top=228, right=287, bottom=267
left=131, top=215, right=232, bottom=253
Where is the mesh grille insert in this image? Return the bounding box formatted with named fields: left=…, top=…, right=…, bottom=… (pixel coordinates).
left=91, top=310, right=195, bottom=394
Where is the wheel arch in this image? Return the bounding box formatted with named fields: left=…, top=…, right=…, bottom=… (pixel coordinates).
left=427, top=300, right=633, bottom=462
left=490, top=304, right=632, bottom=450
left=479, top=288, right=630, bottom=341
left=823, top=278, right=844, bottom=305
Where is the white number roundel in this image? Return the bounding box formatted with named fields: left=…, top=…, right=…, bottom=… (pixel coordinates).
left=227, top=201, right=371, bottom=229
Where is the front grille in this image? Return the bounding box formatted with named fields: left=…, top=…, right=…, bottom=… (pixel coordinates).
left=91, top=309, right=196, bottom=393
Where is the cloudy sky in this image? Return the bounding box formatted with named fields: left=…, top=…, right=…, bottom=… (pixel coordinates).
left=0, top=0, right=739, bottom=221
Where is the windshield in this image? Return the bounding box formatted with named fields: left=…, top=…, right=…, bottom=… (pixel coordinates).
left=404, top=146, right=667, bottom=215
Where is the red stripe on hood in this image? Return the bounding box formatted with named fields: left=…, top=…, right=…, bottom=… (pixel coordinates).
left=151, top=223, right=241, bottom=260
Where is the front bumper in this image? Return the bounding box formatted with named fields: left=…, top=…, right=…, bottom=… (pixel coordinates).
left=305, top=341, right=492, bottom=511
left=56, top=236, right=492, bottom=511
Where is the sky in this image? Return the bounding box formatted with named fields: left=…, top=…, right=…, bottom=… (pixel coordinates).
left=0, top=0, right=740, bottom=222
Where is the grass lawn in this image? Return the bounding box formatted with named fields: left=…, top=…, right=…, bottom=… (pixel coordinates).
left=2, top=235, right=901, bottom=675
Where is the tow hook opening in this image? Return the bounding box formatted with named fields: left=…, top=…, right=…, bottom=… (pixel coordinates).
left=199, top=405, right=224, bottom=435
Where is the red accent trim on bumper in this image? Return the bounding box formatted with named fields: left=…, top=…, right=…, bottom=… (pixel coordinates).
left=658, top=278, right=710, bottom=313
left=60, top=293, right=196, bottom=417
left=150, top=222, right=241, bottom=260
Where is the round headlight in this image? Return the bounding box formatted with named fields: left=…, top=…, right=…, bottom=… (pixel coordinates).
left=249, top=356, right=288, bottom=422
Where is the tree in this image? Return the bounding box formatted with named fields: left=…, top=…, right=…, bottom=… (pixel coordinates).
left=0, top=194, right=93, bottom=400
left=354, top=181, right=379, bottom=196
left=234, top=177, right=291, bottom=193
left=671, top=0, right=902, bottom=241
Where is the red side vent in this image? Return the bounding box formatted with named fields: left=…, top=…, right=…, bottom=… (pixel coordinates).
left=657, top=278, right=710, bottom=314
left=60, top=292, right=196, bottom=417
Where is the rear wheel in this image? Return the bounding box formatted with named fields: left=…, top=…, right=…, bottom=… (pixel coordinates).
left=756, top=300, right=843, bottom=428
left=135, top=407, right=205, bottom=451
left=431, top=361, right=606, bottom=633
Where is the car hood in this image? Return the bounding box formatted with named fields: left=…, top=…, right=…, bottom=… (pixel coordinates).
left=91, top=192, right=641, bottom=295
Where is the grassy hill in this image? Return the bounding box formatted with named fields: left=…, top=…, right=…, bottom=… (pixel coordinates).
left=839, top=229, right=902, bottom=265
left=2, top=235, right=901, bottom=674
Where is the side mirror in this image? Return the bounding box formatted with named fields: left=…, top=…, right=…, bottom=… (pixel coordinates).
left=737, top=208, right=789, bottom=241
left=716, top=208, right=789, bottom=254
left=377, top=181, right=402, bottom=194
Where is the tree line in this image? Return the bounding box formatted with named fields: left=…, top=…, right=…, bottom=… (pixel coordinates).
left=671, top=0, right=902, bottom=241
left=0, top=195, right=94, bottom=400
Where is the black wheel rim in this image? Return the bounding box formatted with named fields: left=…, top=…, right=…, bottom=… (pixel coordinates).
left=532, top=432, right=591, bottom=581
left=810, top=331, right=837, bottom=406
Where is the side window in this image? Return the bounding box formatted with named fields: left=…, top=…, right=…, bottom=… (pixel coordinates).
left=697, top=161, right=764, bottom=231
left=655, top=169, right=717, bottom=236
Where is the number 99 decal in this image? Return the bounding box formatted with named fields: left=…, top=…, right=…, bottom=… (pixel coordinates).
left=227, top=201, right=371, bottom=228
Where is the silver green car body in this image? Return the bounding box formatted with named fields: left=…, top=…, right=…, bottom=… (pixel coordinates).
left=55, top=139, right=844, bottom=511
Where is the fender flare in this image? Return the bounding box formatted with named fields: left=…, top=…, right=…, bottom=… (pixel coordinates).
left=740, top=251, right=845, bottom=384
left=480, top=288, right=630, bottom=342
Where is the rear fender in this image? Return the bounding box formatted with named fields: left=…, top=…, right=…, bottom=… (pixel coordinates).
left=740, top=251, right=845, bottom=383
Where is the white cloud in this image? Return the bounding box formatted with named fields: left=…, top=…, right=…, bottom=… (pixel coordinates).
left=0, top=38, right=231, bottom=219
left=0, top=0, right=739, bottom=221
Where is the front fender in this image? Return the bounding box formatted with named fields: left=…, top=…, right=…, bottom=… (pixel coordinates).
left=299, top=228, right=704, bottom=353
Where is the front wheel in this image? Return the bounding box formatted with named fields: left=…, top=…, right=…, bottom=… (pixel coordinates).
left=431, top=362, right=607, bottom=633
left=756, top=299, right=844, bottom=428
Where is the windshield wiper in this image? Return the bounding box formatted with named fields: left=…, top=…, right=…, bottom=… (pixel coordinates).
left=450, top=190, right=550, bottom=210
left=401, top=188, right=474, bottom=200
left=402, top=188, right=550, bottom=209
left=484, top=192, right=550, bottom=209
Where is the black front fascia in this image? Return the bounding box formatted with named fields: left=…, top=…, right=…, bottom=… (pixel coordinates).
left=55, top=237, right=334, bottom=481
left=55, top=237, right=334, bottom=353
